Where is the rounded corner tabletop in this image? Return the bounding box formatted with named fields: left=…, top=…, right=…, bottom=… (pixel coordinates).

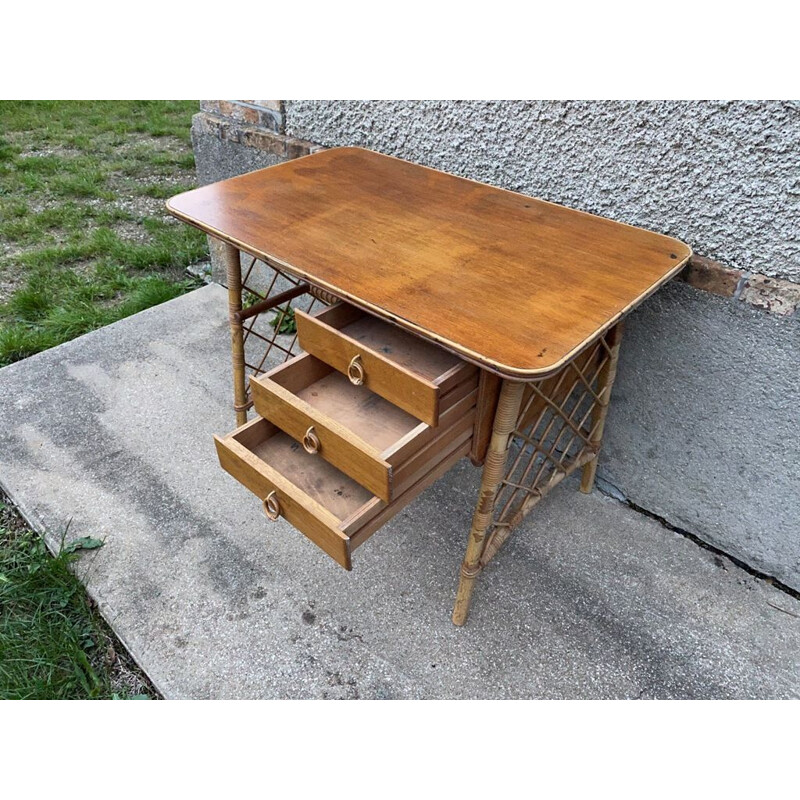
left=167, top=146, right=691, bottom=379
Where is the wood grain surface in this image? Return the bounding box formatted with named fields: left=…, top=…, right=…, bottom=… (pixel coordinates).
left=168, top=147, right=691, bottom=378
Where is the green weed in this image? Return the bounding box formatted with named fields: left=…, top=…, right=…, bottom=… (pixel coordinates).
left=0, top=501, right=155, bottom=699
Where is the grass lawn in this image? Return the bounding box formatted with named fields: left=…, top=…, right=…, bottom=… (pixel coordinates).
left=0, top=100, right=207, bottom=366
left=0, top=100, right=208, bottom=698
left=0, top=493, right=157, bottom=699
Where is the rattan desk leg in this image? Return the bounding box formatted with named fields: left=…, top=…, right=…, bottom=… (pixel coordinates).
left=452, top=379, right=525, bottom=626
left=452, top=324, right=625, bottom=625
left=580, top=321, right=624, bottom=493
left=221, top=242, right=249, bottom=427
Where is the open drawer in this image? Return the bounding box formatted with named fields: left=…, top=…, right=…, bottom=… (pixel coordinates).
left=250, top=352, right=476, bottom=502
left=214, top=416, right=472, bottom=570
left=295, top=302, right=476, bottom=426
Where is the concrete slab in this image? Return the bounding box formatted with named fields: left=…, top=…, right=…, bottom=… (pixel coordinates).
left=1, top=284, right=798, bottom=699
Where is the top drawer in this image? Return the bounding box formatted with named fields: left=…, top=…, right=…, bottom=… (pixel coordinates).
left=295, top=302, right=475, bottom=426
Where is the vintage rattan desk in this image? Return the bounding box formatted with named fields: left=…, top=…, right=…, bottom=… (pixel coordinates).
left=167, top=146, right=691, bottom=625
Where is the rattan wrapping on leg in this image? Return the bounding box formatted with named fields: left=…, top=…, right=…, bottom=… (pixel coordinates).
left=308, top=285, right=341, bottom=306
left=477, top=323, right=625, bottom=568
left=452, top=379, right=525, bottom=625
left=222, top=243, right=249, bottom=426
left=222, top=251, right=338, bottom=423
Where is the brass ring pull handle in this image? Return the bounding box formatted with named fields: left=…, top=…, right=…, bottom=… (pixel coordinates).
left=263, top=491, right=281, bottom=521
left=302, top=426, right=320, bottom=454
left=347, top=354, right=365, bottom=386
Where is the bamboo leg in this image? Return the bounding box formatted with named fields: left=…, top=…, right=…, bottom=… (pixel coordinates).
left=580, top=321, right=624, bottom=493
left=452, top=379, right=525, bottom=626
left=221, top=242, right=249, bottom=427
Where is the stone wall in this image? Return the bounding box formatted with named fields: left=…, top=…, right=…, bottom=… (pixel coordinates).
left=191, top=100, right=800, bottom=591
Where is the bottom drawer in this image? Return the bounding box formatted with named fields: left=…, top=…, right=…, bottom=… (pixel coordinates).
left=214, top=416, right=470, bottom=570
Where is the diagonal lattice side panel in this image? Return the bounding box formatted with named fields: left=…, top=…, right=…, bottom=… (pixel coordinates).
left=480, top=330, right=618, bottom=565
left=239, top=256, right=330, bottom=408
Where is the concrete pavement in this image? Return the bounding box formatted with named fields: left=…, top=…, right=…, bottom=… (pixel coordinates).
left=1, top=284, right=797, bottom=698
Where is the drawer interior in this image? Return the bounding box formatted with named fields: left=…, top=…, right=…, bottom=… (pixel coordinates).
left=216, top=414, right=473, bottom=569
left=265, top=353, right=423, bottom=453
left=229, top=417, right=373, bottom=521
left=253, top=352, right=478, bottom=474
left=295, top=301, right=477, bottom=427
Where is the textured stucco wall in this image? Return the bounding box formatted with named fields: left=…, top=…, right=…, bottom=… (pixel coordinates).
left=285, top=101, right=800, bottom=282
left=602, top=281, right=799, bottom=589
left=190, top=111, right=319, bottom=284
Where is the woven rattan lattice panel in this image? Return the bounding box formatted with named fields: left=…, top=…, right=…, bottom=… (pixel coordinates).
left=236, top=255, right=333, bottom=413
left=480, top=324, right=623, bottom=566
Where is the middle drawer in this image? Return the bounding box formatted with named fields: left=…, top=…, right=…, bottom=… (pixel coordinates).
left=250, top=352, right=477, bottom=503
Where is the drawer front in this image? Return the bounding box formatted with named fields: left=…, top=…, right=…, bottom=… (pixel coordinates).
left=214, top=423, right=354, bottom=570
left=251, top=353, right=478, bottom=504
left=295, top=303, right=476, bottom=426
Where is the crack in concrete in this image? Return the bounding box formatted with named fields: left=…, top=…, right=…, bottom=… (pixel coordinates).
left=595, top=477, right=800, bottom=603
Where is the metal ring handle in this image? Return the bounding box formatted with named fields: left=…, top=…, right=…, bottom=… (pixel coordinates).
left=302, top=426, right=320, bottom=454
left=347, top=354, right=365, bottom=386
left=263, top=491, right=280, bottom=521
